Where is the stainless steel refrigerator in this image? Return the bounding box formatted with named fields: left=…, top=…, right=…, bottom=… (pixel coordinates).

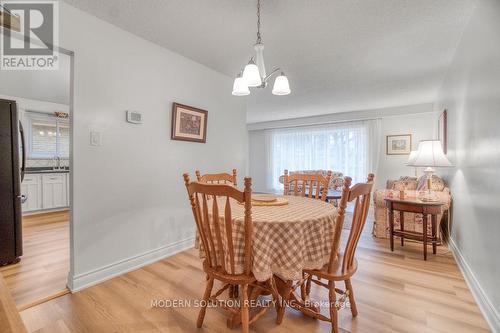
left=0, top=98, right=26, bottom=265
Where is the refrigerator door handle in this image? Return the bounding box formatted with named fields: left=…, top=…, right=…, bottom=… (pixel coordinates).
left=17, top=195, right=27, bottom=204
left=19, top=120, right=26, bottom=182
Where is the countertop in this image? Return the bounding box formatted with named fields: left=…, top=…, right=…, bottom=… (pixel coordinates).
left=25, top=168, right=70, bottom=174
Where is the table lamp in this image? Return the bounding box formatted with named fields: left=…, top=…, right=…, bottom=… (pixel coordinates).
left=406, top=150, right=418, bottom=176
left=408, top=140, right=452, bottom=201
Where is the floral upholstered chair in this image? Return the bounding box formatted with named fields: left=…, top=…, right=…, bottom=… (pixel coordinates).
left=278, top=169, right=344, bottom=190
left=373, top=175, right=451, bottom=242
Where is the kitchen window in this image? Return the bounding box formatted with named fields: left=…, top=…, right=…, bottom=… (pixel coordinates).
left=25, top=111, right=69, bottom=159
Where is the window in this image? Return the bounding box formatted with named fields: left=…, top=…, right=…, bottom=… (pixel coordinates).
left=267, top=120, right=380, bottom=191
left=25, top=112, right=69, bottom=159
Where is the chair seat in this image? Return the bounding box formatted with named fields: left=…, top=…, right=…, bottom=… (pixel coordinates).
left=203, top=260, right=256, bottom=284
left=304, top=254, right=358, bottom=281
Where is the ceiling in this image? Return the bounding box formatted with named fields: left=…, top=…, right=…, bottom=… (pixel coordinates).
left=61, top=0, right=476, bottom=123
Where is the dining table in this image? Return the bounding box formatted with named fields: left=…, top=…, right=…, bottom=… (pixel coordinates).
left=199, top=194, right=339, bottom=327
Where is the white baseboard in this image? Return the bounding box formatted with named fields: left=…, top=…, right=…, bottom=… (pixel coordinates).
left=449, top=238, right=500, bottom=332
left=23, top=207, right=69, bottom=216
left=68, top=236, right=195, bottom=292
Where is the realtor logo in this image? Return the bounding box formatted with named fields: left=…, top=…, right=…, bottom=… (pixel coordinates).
left=1, top=1, right=59, bottom=70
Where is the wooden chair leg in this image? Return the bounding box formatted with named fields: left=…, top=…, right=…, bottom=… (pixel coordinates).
left=306, top=275, right=312, bottom=297
left=276, top=280, right=293, bottom=325
left=240, top=284, right=250, bottom=333
left=269, top=278, right=283, bottom=324
left=328, top=281, right=339, bottom=333
left=300, top=272, right=307, bottom=301
left=197, top=277, right=214, bottom=328
left=229, top=285, right=239, bottom=298
left=345, top=279, right=358, bottom=317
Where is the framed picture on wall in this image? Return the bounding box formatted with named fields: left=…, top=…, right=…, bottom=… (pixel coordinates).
left=386, top=134, right=412, bottom=155
left=438, top=109, right=448, bottom=154
left=171, top=102, right=208, bottom=143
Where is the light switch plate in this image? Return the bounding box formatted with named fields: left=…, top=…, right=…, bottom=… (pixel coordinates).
left=90, top=130, right=102, bottom=146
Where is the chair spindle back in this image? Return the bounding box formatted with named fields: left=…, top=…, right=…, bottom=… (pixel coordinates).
left=195, top=169, right=238, bottom=186
left=283, top=169, right=332, bottom=202
left=329, top=174, right=374, bottom=274
left=183, top=173, right=252, bottom=275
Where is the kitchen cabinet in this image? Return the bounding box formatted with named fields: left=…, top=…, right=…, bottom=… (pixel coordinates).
left=21, top=172, right=70, bottom=214
left=42, top=173, right=67, bottom=210
left=21, top=174, right=42, bottom=212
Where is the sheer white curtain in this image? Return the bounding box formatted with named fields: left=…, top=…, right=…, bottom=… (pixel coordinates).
left=266, top=119, right=381, bottom=192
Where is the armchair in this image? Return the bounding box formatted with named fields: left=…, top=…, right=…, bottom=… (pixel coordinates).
left=373, top=175, right=451, bottom=241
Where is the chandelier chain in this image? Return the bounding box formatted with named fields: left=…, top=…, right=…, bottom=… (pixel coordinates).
left=256, top=0, right=262, bottom=44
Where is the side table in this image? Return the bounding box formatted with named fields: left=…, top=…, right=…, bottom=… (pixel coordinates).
left=384, top=197, right=445, bottom=260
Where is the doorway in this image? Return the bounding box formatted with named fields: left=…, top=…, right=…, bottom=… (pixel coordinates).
left=0, top=51, right=74, bottom=309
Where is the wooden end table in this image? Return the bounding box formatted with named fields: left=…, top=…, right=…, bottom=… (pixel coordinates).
left=384, top=197, right=445, bottom=260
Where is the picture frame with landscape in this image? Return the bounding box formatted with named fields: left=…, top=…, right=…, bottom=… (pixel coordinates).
left=386, top=134, right=412, bottom=155
left=171, top=102, right=208, bottom=143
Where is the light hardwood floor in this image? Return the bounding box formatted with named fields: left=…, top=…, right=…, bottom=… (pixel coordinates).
left=0, top=211, right=70, bottom=309
left=19, top=215, right=490, bottom=332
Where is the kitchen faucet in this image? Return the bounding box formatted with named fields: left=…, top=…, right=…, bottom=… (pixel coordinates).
left=53, top=156, right=61, bottom=170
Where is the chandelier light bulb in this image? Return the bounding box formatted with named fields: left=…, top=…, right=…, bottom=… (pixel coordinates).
left=272, top=73, right=291, bottom=95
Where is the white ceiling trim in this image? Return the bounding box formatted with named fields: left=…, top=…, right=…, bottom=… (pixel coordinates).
left=247, top=103, right=434, bottom=131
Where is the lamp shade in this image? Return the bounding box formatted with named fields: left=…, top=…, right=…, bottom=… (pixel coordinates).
left=232, top=74, right=250, bottom=96
left=406, top=150, right=418, bottom=165
left=242, top=59, right=262, bottom=87
left=410, top=140, right=452, bottom=167
left=272, top=73, right=291, bottom=95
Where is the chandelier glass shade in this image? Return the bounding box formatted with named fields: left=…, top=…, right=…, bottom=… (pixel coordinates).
left=242, top=59, right=262, bottom=87
left=232, top=73, right=250, bottom=96
left=272, top=73, right=291, bottom=95
left=232, top=0, right=290, bottom=96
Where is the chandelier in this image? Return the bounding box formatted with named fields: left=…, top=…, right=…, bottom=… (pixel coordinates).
left=232, top=0, right=291, bottom=96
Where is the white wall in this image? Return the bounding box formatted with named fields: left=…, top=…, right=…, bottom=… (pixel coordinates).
left=55, top=3, right=247, bottom=290
left=435, top=0, right=500, bottom=330
left=377, top=112, right=435, bottom=188
left=249, top=104, right=435, bottom=192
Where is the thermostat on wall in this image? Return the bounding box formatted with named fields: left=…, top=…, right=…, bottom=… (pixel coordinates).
left=126, top=110, right=142, bottom=124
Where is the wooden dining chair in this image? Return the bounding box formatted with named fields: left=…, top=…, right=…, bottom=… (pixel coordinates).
left=283, top=169, right=332, bottom=202
left=196, top=169, right=238, bottom=186
left=183, top=173, right=280, bottom=333
left=298, top=173, right=375, bottom=333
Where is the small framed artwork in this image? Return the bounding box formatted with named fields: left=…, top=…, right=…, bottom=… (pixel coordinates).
left=171, top=102, right=208, bottom=143
left=386, top=134, right=412, bottom=155
left=438, top=109, right=448, bottom=154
